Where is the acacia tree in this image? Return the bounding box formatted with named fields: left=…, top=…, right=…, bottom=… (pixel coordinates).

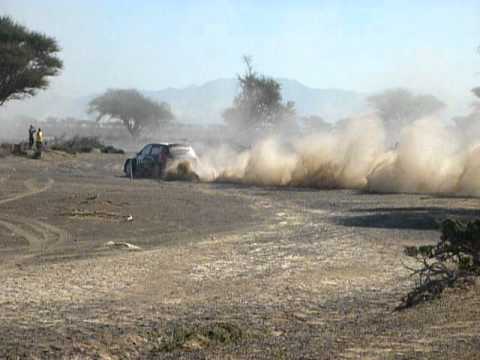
left=88, top=89, right=174, bottom=137
left=368, top=88, right=445, bottom=134
left=0, top=16, right=63, bottom=105
left=223, top=56, right=295, bottom=130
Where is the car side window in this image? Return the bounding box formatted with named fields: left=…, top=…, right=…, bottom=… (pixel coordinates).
left=150, top=146, right=161, bottom=156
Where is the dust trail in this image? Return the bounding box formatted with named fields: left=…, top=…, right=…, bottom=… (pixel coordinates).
left=367, top=118, right=480, bottom=196
left=197, top=116, right=480, bottom=196
left=197, top=115, right=384, bottom=189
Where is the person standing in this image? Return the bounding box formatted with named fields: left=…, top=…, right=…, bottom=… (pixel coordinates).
left=28, top=125, right=36, bottom=149
left=34, top=128, right=43, bottom=158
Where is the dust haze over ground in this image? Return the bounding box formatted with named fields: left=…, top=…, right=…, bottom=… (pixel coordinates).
left=5, top=103, right=480, bottom=197
left=197, top=115, right=480, bottom=197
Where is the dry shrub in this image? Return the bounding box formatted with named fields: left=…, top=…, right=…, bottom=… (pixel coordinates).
left=399, top=219, right=480, bottom=309
left=153, top=321, right=243, bottom=353
left=0, top=143, right=11, bottom=158
left=0, top=142, right=28, bottom=157
left=50, top=136, right=124, bottom=154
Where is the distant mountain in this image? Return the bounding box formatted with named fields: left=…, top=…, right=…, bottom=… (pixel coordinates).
left=277, top=79, right=367, bottom=121
left=0, top=78, right=367, bottom=124
left=144, top=78, right=239, bottom=123
left=146, top=78, right=367, bottom=123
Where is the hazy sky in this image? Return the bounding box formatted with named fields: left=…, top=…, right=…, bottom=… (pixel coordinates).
left=2, top=0, right=479, bottom=102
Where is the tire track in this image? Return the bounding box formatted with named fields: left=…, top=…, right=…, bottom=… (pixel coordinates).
left=0, top=215, right=70, bottom=251
left=0, top=167, right=16, bottom=185
left=0, top=178, right=54, bottom=205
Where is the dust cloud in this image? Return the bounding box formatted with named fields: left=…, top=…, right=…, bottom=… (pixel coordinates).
left=196, top=116, right=480, bottom=196
left=367, top=118, right=480, bottom=196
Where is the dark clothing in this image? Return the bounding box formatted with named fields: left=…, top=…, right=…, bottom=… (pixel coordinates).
left=28, top=126, right=36, bottom=149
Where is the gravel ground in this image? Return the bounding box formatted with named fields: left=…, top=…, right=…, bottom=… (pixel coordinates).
left=0, top=151, right=479, bottom=359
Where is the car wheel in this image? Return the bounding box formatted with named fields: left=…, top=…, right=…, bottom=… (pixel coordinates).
left=152, top=164, right=162, bottom=178
left=190, top=172, right=200, bottom=182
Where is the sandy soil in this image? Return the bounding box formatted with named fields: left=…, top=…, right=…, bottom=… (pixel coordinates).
left=0, top=151, right=479, bottom=359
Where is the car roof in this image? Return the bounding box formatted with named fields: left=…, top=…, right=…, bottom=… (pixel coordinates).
left=145, top=143, right=168, bottom=147
left=168, top=143, right=191, bottom=148
left=144, top=143, right=191, bottom=148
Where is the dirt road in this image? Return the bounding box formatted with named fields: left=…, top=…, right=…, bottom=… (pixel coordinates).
left=0, top=152, right=479, bottom=359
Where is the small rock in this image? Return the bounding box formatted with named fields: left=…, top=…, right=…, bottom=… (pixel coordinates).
left=105, top=241, right=141, bottom=251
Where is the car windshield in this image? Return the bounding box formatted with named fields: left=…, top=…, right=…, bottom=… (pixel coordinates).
left=150, top=146, right=163, bottom=156
left=140, top=145, right=152, bottom=156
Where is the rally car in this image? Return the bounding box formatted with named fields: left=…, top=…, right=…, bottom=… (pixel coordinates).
left=124, top=143, right=199, bottom=179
